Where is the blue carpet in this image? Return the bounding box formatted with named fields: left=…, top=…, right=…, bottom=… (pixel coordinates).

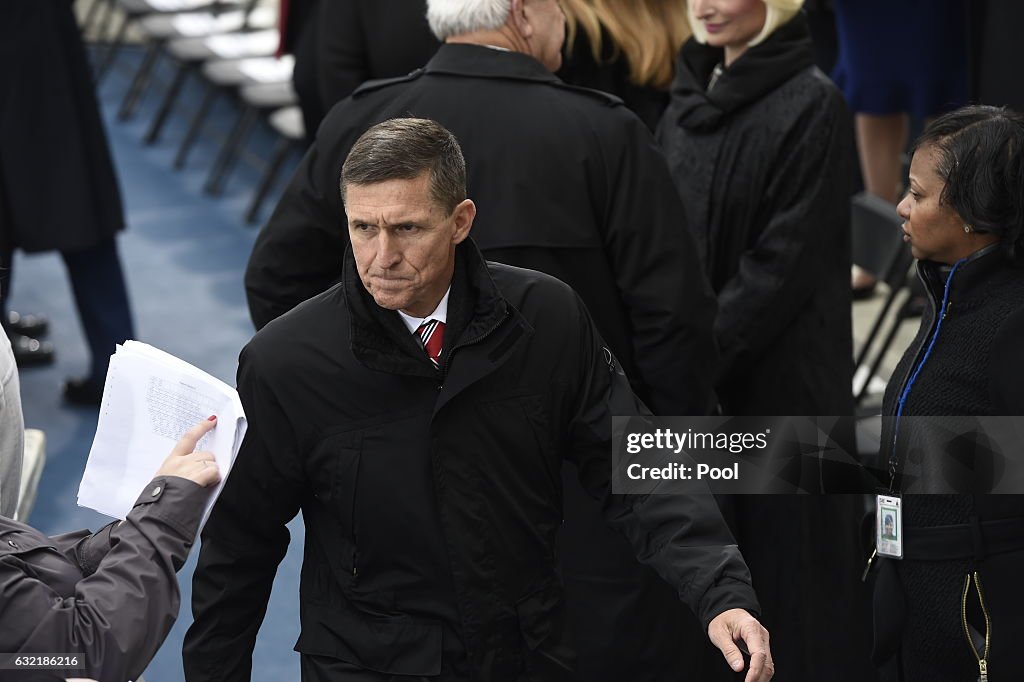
left=11, top=46, right=304, bottom=681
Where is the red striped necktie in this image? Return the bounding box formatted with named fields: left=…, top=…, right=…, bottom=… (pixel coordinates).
left=415, top=320, right=445, bottom=369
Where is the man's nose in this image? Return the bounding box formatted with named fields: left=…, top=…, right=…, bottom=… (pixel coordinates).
left=375, top=230, right=402, bottom=268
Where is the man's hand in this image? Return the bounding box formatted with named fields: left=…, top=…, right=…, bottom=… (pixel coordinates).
left=707, top=608, right=774, bottom=682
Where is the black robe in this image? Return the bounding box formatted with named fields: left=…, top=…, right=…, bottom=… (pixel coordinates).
left=657, top=14, right=854, bottom=417
left=0, top=0, right=124, bottom=254
left=657, top=16, right=876, bottom=682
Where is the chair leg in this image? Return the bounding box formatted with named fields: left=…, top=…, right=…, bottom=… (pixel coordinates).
left=95, top=12, right=129, bottom=84
left=143, top=63, right=191, bottom=145
left=204, top=107, right=258, bottom=197
left=245, top=138, right=293, bottom=224
left=173, top=84, right=218, bottom=169
left=81, top=0, right=107, bottom=38
left=855, top=296, right=911, bottom=406
left=853, top=285, right=903, bottom=370
left=117, top=42, right=162, bottom=120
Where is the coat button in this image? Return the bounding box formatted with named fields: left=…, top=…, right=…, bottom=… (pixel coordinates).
left=151, top=486, right=162, bottom=497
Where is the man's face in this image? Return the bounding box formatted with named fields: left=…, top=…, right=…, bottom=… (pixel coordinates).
left=522, top=0, right=566, bottom=71
left=345, top=172, right=474, bottom=317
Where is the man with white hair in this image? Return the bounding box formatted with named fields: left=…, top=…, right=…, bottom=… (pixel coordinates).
left=240, top=1, right=733, bottom=680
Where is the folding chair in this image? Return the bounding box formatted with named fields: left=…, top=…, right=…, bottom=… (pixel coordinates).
left=203, top=80, right=297, bottom=196
left=245, top=106, right=305, bottom=224
left=94, top=0, right=249, bottom=84
left=174, top=52, right=294, bottom=168
left=117, top=2, right=273, bottom=121
left=144, top=27, right=279, bottom=144
left=850, top=192, right=916, bottom=407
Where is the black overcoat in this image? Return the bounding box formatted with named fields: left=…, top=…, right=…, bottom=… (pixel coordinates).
left=244, top=45, right=722, bottom=679
left=0, top=0, right=124, bottom=254
left=657, top=14, right=854, bottom=416
left=187, top=241, right=758, bottom=682
left=315, top=0, right=439, bottom=110
left=657, top=16, right=875, bottom=682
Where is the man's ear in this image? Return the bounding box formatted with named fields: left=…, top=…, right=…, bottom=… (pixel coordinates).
left=451, top=199, right=476, bottom=245
left=508, top=0, right=533, bottom=39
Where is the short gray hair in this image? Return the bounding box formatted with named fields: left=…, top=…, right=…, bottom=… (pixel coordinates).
left=341, top=118, right=467, bottom=214
left=426, top=0, right=511, bottom=41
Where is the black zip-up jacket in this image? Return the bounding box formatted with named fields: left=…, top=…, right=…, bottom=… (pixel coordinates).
left=186, top=241, right=757, bottom=682
left=873, top=247, right=1024, bottom=681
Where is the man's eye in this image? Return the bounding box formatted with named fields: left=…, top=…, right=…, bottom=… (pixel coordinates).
left=396, top=225, right=418, bottom=232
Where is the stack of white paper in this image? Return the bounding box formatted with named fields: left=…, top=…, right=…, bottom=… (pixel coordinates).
left=78, top=341, right=247, bottom=522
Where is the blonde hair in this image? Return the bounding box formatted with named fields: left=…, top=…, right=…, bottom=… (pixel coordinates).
left=562, top=0, right=691, bottom=90
left=687, top=0, right=803, bottom=47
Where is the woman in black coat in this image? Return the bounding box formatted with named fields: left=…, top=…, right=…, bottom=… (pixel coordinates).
left=0, top=0, right=134, bottom=405
left=872, top=105, right=1024, bottom=682
left=657, top=3, right=873, bottom=680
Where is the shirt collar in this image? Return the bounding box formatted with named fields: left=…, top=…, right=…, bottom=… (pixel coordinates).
left=397, top=287, right=451, bottom=334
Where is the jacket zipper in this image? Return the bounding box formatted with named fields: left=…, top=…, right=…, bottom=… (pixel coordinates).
left=438, top=309, right=510, bottom=389
left=886, top=259, right=964, bottom=491
left=961, top=571, right=991, bottom=681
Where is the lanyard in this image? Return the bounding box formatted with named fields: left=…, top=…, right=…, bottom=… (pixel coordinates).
left=888, top=258, right=966, bottom=492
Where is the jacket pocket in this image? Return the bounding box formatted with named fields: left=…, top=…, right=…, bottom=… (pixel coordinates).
left=308, top=433, right=362, bottom=571
left=515, top=578, right=575, bottom=681
left=295, top=600, right=442, bottom=676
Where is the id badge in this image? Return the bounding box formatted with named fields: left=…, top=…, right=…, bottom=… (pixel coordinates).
left=876, top=494, right=903, bottom=559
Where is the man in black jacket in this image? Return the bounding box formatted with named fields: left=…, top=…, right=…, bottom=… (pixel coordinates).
left=245, top=5, right=718, bottom=674
left=187, top=119, right=772, bottom=682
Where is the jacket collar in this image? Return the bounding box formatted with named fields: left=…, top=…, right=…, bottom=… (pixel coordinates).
left=669, top=12, right=815, bottom=132
left=917, top=243, right=1016, bottom=302
left=343, top=238, right=511, bottom=379
left=423, top=43, right=561, bottom=85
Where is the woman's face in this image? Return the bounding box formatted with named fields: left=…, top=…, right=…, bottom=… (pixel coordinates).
left=896, top=144, right=971, bottom=264
left=690, top=0, right=767, bottom=49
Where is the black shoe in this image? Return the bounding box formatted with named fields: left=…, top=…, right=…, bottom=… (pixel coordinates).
left=4, top=311, right=49, bottom=338
left=10, top=333, right=55, bottom=367
left=63, top=377, right=105, bottom=407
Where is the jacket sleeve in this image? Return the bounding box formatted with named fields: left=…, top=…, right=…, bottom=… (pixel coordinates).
left=243, top=109, right=354, bottom=330
left=183, top=344, right=306, bottom=681
left=598, top=113, right=719, bottom=415
left=714, top=98, right=853, bottom=382
left=1, top=476, right=209, bottom=682
left=563, top=295, right=759, bottom=630
left=316, top=0, right=368, bottom=110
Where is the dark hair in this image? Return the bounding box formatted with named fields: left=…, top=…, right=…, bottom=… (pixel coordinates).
left=341, top=118, right=467, bottom=214
left=913, top=105, right=1024, bottom=258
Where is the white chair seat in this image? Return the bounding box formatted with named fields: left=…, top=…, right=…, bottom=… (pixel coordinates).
left=15, top=429, right=46, bottom=522
left=268, top=106, right=305, bottom=141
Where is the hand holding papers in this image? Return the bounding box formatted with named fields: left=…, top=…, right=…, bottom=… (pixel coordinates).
left=78, top=341, right=247, bottom=521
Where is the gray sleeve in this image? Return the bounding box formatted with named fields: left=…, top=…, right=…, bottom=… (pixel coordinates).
left=5, top=476, right=211, bottom=681
left=0, top=331, right=25, bottom=518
